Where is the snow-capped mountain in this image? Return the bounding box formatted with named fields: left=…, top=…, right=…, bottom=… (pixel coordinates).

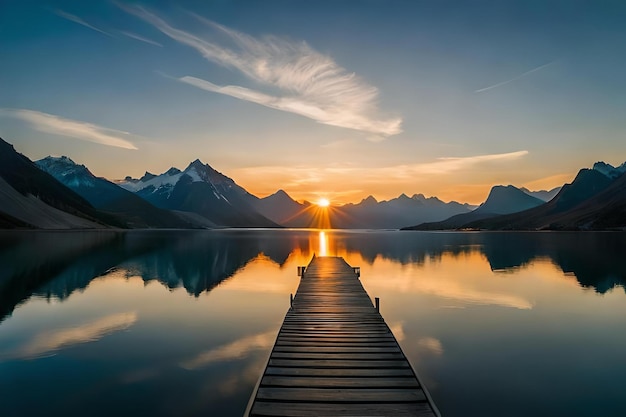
left=118, top=159, right=278, bottom=227
left=35, top=156, right=98, bottom=188
left=120, top=167, right=181, bottom=195
left=119, top=160, right=253, bottom=206
left=36, top=156, right=200, bottom=228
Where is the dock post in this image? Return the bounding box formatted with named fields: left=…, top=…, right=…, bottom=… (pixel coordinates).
left=375, top=297, right=380, bottom=312
left=353, top=266, right=361, bottom=277
left=297, top=266, right=306, bottom=276
left=290, top=293, right=293, bottom=308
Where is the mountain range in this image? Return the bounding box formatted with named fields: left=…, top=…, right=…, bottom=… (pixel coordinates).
left=409, top=185, right=547, bottom=230
left=1, top=136, right=624, bottom=230
left=405, top=162, right=626, bottom=231
left=249, top=191, right=475, bottom=229
left=36, top=156, right=205, bottom=229
left=117, top=159, right=278, bottom=227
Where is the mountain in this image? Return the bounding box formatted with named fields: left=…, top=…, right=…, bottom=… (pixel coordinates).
left=273, top=193, right=472, bottom=229
left=0, top=176, right=103, bottom=229
left=0, top=137, right=119, bottom=229
left=592, top=161, right=626, bottom=180
left=404, top=185, right=545, bottom=230
left=36, top=156, right=201, bottom=228
left=556, top=170, right=626, bottom=229
left=118, top=160, right=278, bottom=227
left=401, top=209, right=496, bottom=231
left=520, top=187, right=561, bottom=202
left=341, top=193, right=472, bottom=229
left=464, top=168, right=619, bottom=230
left=249, top=189, right=308, bottom=225
left=476, top=185, right=544, bottom=214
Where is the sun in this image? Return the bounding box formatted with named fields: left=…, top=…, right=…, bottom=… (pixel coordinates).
left=317, top=198, right=330, bottom=207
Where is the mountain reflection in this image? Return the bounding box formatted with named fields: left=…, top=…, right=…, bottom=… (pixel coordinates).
left=118, top=234, right=266, bottom=296
left=1, top=230, right=624, bottom=322
left=477, top=232, right=626, bottom=293
left=0, top=230, right=312, bottom=323
left=334, top=231, right=626, bottom=294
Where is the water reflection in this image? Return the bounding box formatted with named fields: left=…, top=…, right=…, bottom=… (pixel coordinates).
left=7, top=311, right=137, bottom=360
left=0, top=230, right=306, bottom=323
left=318, top=230, right=328, bottom=256
left=180, top=330, right=276, bottom=370
left=1, top=230, right=626, bottom=417
left=1, top=230, right=625, bottom=323
left=412, top=270, right=534, bottom=309
left=417, top=337, right=444, bottom=356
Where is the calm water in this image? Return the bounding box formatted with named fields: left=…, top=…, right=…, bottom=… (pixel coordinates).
left=1, top=230, right=625, bottom=417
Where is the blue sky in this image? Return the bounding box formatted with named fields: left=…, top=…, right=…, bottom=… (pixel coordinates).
left=2, top=0, right=626, bottom=204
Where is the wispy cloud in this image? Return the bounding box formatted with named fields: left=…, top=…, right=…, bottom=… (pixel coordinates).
left=232, top=150, right=528, bottom=203
left=1, top=109, right=138, bottom=150
left=395, top=150, right=529, bottom=175
left=54, top=9, right=111, bottom=36
left=475, top=62, right=554, bottom=93
left=118, top=30, right=162, bottom=47
left=118, top=4, right=401, bottom=137
left=522, top=172, right=572, bottom=192
left=4, top=312, right=137, bottom=360
left=320, top=138, right=357, bottom=149
left=235, top=150, right=529, bottom=183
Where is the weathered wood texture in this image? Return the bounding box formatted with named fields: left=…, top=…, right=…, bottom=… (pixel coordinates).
left=246, top=256, right=439, bottom=417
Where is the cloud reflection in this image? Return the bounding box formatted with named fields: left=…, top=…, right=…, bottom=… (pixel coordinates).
left=417, top=337, right=444, bottom=355
left=10, top=312, right=137, bottom=360
left=389, top=321, right=405, bottom=342
left=180, top=330, right=276, bottom=370
left=417, top=280, right=533, bottom=310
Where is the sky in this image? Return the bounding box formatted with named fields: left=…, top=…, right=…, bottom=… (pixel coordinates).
left=1, top=0, right=626, bottom=205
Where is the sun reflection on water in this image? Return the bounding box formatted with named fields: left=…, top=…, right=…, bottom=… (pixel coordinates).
left=319, top=231, right=328, bottom=256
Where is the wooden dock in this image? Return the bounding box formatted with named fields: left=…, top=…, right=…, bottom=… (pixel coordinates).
left=246, top=256, right=440, bottom=417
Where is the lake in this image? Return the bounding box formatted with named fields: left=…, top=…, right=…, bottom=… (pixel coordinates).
left=1, top=229, right=625, bottom=417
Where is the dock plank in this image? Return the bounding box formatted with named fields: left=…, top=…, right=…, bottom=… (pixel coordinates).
left=264, top=367, right=416, bottom=377
left=261, top=376, right=420, bottom=388
left=250, top=402, right=436, bottom=417
left=256, top=387, right=426, bottom=402
left=246, top=256, right=439, bottom=417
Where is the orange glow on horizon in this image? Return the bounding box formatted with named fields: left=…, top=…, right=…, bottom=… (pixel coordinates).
left=232, top=166, right=580, bottom=206
left=281, top=201, right=334, bottom=228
